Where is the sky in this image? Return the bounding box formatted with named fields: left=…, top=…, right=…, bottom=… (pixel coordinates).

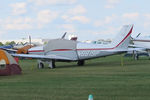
left=0, top=0, right=150, bottom=41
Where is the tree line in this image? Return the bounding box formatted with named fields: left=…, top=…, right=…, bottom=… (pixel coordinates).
left=0, top=41, right=16, bottom=46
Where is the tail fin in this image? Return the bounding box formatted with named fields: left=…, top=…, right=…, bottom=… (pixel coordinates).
left=110, top=25, right=133, bottom=50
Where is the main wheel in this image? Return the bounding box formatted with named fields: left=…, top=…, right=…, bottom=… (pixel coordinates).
left=52, top=60, right=56, bottom=68
left=37, top=62, right=44, bottom=69
left=77, top=60, right=85, bottom=66
left=49, top=60, right=56, bottom=69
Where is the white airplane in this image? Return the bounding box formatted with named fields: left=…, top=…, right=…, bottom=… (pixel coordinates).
left=132, top=36, right=150, bottom=49
left=129, top=33, right=150, bottom=59
left=12, top=25, right=133, bottom=69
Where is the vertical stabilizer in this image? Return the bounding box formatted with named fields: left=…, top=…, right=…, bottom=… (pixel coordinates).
left=110, top=25, right=133, bottom=50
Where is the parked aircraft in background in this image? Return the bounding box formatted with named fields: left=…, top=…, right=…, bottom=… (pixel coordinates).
left=12, top=25, right=133, bottom=69
left=0, top=45, right=15, bottom=53
left=128, top=33, right=150, bottom=59
left=1, top=36, right=37, bottom=54
left=132, top=36, right=150, bottom=50
left=0, top=45, right=13, bottom=49
left=13, top=36, right=33, bottom=50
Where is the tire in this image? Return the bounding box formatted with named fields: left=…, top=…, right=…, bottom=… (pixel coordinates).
left=48, top=60, right=56, bottom=69
left=77, top=60, right=85, bottom=66
left=38, top=62, right=44, bottom=69
left=51, top=60, right=56, bottom=68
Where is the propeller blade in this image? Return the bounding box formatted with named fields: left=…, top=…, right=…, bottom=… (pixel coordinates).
left=29, top=35, right=31, bottom=46
left=61, top=32, right=67, bottom=39
left=136, top=33, right=141, bottom=38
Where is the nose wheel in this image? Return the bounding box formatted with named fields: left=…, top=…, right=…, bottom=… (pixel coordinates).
left=37, top=61, right=44, bottom=69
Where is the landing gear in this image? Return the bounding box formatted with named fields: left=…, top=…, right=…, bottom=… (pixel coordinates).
left=77, top=60, right=85, bottom=66
left=133, top=50, right=139, bottom=60
left=37, top=60, right=44, bottom=69
left=148, top=52, right=150, bottom=60
left=48, top=60, right=56, bottom=69
left=37, top=60, right=56, bottom=69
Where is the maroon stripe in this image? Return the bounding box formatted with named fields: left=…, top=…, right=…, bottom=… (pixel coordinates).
left=52, top=49, right=73, bottom=51
left=133, top=39, right=150, bottom=42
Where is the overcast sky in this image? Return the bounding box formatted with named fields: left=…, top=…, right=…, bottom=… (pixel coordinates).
left=0, top=0, right=150, bottom=41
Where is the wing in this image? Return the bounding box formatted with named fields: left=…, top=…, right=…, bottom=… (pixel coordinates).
left=102, top=47, right=146, bottom=53
left=1, top=48, right=17, bottom=53
left=11, top=54, right=72, bottom=60
left=126, top=48, right=147, bottom=55
left=127, top=48, right=146, bottom=52
left=129, top=44, right=150, bottom=50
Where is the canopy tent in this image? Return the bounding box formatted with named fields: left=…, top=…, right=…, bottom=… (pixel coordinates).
left=0, top=49, right=22, bottom=76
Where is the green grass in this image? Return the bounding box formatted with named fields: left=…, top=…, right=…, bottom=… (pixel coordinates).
left=0, top=55, right=150, bottom=100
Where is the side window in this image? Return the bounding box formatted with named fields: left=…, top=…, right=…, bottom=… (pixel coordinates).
left=0, top=59, right=6, bottom=69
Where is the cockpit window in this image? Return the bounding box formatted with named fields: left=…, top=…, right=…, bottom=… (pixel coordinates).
left=0, top=59, right=6, bottom=69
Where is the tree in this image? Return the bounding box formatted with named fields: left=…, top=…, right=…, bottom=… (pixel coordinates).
left=0, top=42, right=3, bottom=46
left=5, top=42, right=11, bottom=45
left=5, top=41, right=16, bottom=45
left=10, top=41, right=16, bottom=45
left=44, top=42, right=48, bottom=45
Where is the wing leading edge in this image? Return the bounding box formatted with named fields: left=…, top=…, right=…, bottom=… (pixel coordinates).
left=12, top=54, right=72, bottom=60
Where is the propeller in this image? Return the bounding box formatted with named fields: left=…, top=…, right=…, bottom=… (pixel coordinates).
left=29, top=35, right=31, bottom=46
left=136, top=33, right=141, bottom=38
left=61, top=32, right=67, bottom=39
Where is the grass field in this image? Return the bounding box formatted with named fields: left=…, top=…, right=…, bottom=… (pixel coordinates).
left=0, top=55, right=150, bottom=100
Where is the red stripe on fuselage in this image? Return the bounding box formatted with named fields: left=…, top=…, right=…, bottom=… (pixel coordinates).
left=133, top=39, right=150, bottom=42
left=52, top=49, right=73, bottom=51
